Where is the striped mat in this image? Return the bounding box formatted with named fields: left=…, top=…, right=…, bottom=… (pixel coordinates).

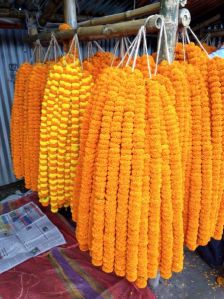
left=0, top=193, right=156, bottom=299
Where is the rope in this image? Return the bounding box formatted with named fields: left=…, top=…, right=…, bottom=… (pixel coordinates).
left=93, top=41, right=105, bottom=52
left=142, top=26, right=152, bottom=78
left=111, top=39, right=120, bottom=66
left=187, top=26, right=210, bottom=58
left=43, top=34, right=54, bottom=63
left=132, top=26, right=144, bottom=71
left=181, top=30, right=186, bottom=62
left=154, top=18, right=164, bottom=75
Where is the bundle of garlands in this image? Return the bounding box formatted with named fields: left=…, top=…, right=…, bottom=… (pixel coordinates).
left=70, top=40, right=224, bottom=288
left=38, top=54, right=93, bottom=212
left=11, top=62, right=49, bottom=190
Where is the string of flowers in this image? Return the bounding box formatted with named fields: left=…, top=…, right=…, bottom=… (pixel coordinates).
left=208, top=58, right=223, bottom=236
left=155, top=75, right=173, bottom=280
left=146, top=79, right=162, bottom=279
left=126, top=68, right=146, bottom=283
left=114, top=71, right=135, bottom=278
left=11, top=63, right=32, bottom=178
left=184, top=63, right=202, bottom=251
left=27, top=63, right=49, bottom=191
left=214, top=58, right=224, bottom=240
left=102, top=69, right=126, bottom=273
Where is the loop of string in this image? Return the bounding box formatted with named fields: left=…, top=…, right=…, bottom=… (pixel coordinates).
left=111, top=37, right=130, bottom=66
left=67, top=34, right=83, bottom=69
left=142, top=26, right=152, bottom=78
left=43, top=33, right=63, bottom=63
left=31, top=39, right=45, bottom=63
left=87, top=41, right=94, bottom=60
left=117, top=35, right=138, bottom=68
left=111, top=39, right=120, bottom=66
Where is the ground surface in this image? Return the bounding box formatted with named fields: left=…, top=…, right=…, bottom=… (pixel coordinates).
left=154, top=249, right=224, bottom=299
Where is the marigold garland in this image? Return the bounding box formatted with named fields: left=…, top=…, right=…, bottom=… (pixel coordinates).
left=146, top=79, right=162, bottom=278
left=208, top=58, right=223, bottom=236
left=11, top=62, right=32, bottom=178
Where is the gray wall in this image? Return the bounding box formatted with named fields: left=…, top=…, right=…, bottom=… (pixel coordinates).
left=0, top=29, right=31, bottom=186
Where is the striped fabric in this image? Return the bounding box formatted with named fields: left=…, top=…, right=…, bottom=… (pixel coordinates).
left=0, top=193, right=156, bottom=299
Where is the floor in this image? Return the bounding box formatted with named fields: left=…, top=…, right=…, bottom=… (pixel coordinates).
left=154, top=249, right=224, bottom=299
left=1, top=188, right=224, bottom=299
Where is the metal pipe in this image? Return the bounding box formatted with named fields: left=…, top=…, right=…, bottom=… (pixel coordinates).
left=159, top=0, right=182, bottom=62
left=64, top=0, right=77, bottom=29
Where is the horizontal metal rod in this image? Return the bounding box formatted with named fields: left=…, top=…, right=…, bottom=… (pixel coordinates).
left=78, top=3, right=160, bottom=27
left=28, top=14, right=162, bottom=42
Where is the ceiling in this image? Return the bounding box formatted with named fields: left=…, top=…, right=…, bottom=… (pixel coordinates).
left=0, top=0, right=223, bottom=29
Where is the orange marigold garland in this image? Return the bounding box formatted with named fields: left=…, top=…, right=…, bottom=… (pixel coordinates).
left=27, top=63, right=49, bottom=191
left=208, top=58, right=223, bottom=236
left=196, top=64, right=213, bottom=246
left=154, top=75, right=174, bottom=279
left=11, top=62, right=32, bottom=178
left=146, top=79, right=162, bottom=278
left=184, top=64, right=202, bottom=251
left=75, top=70, right=109, bottom=251
left=158, top=78, right=183, bottom=272
left=126, top=69, right=146, bottom=283
left=114, top=72, right=134, bottom=277
left=102, top=70, right=126, bottom=273
left=214, top=58, right=224, bottom=239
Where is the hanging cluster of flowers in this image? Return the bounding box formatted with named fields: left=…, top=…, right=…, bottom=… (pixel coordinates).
left=11, top=62, right=48, bottom=191
left=38, top=55, right=93, bottom=212
left=11, top=35, right=224, bottom=289
left=71, top=40, right=224, bottom=288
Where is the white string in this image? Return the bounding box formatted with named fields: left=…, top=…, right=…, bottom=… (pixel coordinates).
left=163, top=22, right=171, bottom=64
left=125, top=34, right=140, bottom=67
left=111, top=39, right=120, bottom=66
left=132, top=26, right=144, bottom=71
left=117, top=35, right=138, bottom=68
left=154, top=19, right=164, bottom=75
left=187, top=26, right=210, bottom=58
left=43, top=34, right=54, bottom=63
left=181, top=30, right=186, bottom=62
left=142, top=26, right=152, bottom=78
left=124, top=37, right=130, bottom=54
left=184, top=27, right=190, bottom=44
left=93, top=41, right=105, bottom=52
left=75, top=33, right=83, bottom=69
